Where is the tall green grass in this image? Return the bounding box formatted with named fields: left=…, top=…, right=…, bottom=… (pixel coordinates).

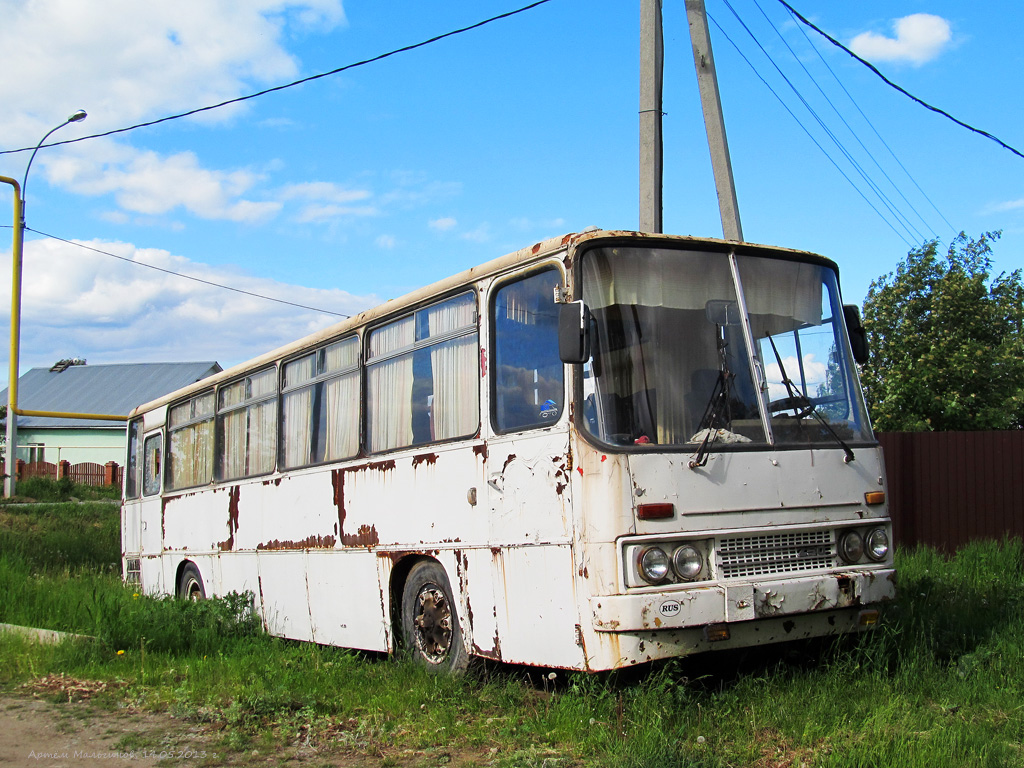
left=1, top=501, right=1021, bottom=767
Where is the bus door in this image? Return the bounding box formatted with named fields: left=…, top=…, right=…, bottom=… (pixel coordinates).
left=138, top=431, right=164, bottom=576
left=484, top=268, right=580, bottom=666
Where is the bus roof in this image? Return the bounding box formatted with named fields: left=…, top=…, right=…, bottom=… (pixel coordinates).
left=128, top=229, right=827, bottom=418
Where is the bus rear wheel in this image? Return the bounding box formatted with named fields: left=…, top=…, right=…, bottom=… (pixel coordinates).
left=178, top=563, right=206, bottom=601
left=400, top=561, right=469, bottom=675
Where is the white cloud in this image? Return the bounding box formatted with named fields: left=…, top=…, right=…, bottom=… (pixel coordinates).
left=376, top=235, right=397, bottom=249
left=764, top=355, right=828, bottom=401
left=0, top=1, right=346, bottom=224
left=0, top=237, right=378, bottom=373
left=280, top=182, right=372, bottom=204
left=849, top=14, right=952, bottom=66
left=460, top=224, right=492, bottom=243
left=45, top=142, right=281, bottom=223
left=429, top=217, right=458, bottom=231
left=985, top=198, right=1024, bottom=215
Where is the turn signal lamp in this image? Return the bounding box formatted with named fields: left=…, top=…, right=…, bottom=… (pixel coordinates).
left=865, top=491, right=885, bottom=506
left=703, top=624, right=731, bottom=642
left=858, top=609, right=880, bottom=627
left=637, top=503, right=674, bottom=520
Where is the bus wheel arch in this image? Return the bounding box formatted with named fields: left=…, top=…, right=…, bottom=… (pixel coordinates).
left=176, top=560, right=206, bottom=601
left=394, top=557, right=470, bottom=674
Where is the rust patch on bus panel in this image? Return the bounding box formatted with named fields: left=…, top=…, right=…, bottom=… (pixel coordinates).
left=502, top=454, right=516, bottom=472
left=368, top=459, right=397, bottom=473
left=331, top=469, right=346, bottom=541
left=479, top=348, right=487, bottom=378
left=412, top=453, right=438, bottom=468
left=342, top=524, right=379, bottom=548
left=218, top=485, right=242, bottom=551
left=257, top=535, right=337, bottom=550
left=473, top=444, right=488, bottom=461
left=261, top=477, right=283, bottom=487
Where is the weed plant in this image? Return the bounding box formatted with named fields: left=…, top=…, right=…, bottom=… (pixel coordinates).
left=3, top=476, right=120, bottom=503
left=1, top=502, right=1021, bottom=767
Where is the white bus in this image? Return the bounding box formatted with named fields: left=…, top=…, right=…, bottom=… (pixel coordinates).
left=122, top=230, right=894, bottom=673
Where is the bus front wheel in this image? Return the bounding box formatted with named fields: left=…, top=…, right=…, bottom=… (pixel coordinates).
left=400, top=561, right=469, bottom=675
left=177, top=563, right=206, bottom=601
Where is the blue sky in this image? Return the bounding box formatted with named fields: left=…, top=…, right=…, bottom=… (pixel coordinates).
left=1, top=0, right=1022, bottom=376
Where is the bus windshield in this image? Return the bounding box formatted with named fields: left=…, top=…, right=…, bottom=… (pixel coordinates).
left=579, top=245, right=872, bottom=449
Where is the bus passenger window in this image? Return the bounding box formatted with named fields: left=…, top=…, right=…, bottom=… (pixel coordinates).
left=366, top=292, right=479, bottom=453
left=126, top=419, right=142, bottom=499
left=492, top=269, right=564, bottom=432
left=143, top=433, right=162, bottom=497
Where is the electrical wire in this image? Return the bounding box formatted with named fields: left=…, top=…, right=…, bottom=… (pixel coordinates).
left=777, top=0, right=1024, bottom=161
left=706, top=11, right=915, bottom=248
left=7, top=225, right=350, bottom=317
left=720, top=0, right=921, bottom=243
left=710, top=4, right=916, bottom=246
left=781, top=2, right=956, bottom=235
left=749, top=0, right=936, bottom=239
left=0, top=0, right=553, bottom=157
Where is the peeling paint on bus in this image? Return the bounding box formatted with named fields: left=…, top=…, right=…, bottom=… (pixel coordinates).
left=258, top=535, right=337, bottom=550
left=342, top=524, right=379, bottom=548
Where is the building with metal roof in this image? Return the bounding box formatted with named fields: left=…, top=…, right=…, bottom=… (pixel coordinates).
left=1, top=360, right=221, bottom=465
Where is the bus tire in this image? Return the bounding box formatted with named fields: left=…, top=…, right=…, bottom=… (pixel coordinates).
left=178, top=562, right=206, bottom=601
left=400, top=560, right=469, bottom=675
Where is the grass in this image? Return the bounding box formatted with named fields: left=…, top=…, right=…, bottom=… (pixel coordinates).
left=1, top=501, right=1022, bottom=767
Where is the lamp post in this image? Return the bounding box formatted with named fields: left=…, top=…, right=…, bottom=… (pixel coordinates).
left=2, top=109, right=87, bottom=497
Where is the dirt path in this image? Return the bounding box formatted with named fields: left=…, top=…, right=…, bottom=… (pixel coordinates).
left=0, top=694, right=219, bottom=767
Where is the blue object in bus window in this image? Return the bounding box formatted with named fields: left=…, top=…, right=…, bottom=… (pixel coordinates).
left=540, top=399, right=558, bottom=420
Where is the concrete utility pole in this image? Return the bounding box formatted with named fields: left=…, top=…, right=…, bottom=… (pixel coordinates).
left=639, top=0, right=664, bottom=233
left=685, top=0, right=743, bottom=241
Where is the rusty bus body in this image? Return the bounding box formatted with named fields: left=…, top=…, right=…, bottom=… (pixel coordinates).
left=121, top=230, right=894, bottom=672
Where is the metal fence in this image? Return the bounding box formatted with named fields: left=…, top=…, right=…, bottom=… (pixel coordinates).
left=878, top=431, right=1024, bottom=552
left=1, top=459, right=123, bottom=488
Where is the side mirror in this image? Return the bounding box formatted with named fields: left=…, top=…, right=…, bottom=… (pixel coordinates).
left=558, top=301, right=591, bottom=364
left=843, top=304, right=869, bottom=364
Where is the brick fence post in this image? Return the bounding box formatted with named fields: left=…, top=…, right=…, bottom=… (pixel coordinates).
left=15, top=459, right=24, bottom=481
left=58, top=460, right=71, bottom=480
left=105, top=461, right=119, bottom=486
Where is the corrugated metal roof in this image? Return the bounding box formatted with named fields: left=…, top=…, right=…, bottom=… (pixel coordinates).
left=1, top=362, right=221, bottom=428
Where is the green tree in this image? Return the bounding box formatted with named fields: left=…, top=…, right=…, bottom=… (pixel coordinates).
left=861, top=231, right=1024, bottom=432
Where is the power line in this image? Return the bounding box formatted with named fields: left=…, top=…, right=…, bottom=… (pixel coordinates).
left=9, top=226, right=350, bottom=317
left=777, top=0, right=1024, bottom=161
left=781, top=2, right=956, bottom=235
left=720, top=0, right=922, bottom=244
left=0, top=0, right=553, bottom=157
left=749, top=0, right=936, bottom=240
left=706, top=11, right=915, bottom=248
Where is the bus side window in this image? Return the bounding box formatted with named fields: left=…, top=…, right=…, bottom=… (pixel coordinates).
left=492, top=269, right=564, bottom=433
left=143, top=433, right=162, bottom=497
left=126, top=419, right=142, bottom=499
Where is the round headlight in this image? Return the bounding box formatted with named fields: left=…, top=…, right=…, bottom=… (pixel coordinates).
left=838, top=530, right=864, bottom=564
left=638, top=546, right=671, bottom=583
left=865, top=527, right=889, bottom=561
left=672, top=545, right=703, bottom=581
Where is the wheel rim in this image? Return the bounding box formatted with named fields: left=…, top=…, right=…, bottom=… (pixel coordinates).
left=184, top=577, right=203, bottom=601
left=413, top=585, right=452, bottom=664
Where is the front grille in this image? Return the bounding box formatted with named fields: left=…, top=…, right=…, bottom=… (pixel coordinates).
left=716, top=530, right=834, bottom=579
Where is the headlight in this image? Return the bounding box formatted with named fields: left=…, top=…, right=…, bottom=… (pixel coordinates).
left=838, top=530, right=864, bottom=564
left=865, top=527, right=889, bottom=561
left=672, top=545, right=703, bottom=581
left=638, top=546, right=671, bottom=583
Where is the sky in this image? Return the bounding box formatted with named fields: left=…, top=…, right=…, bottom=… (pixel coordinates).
left=1, top=0, right=1022, bottom=379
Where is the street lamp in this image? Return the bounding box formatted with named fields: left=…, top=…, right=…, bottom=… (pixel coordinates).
left=2, top=109, right=87, bottom=497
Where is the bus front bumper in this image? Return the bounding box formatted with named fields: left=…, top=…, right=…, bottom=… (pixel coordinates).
left=591, top=568, right=896, bottom=632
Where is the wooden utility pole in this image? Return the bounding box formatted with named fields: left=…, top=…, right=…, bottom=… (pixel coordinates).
left=639, top=0, right=664, bottom=233
left=685, top=0, right=743, bottom=241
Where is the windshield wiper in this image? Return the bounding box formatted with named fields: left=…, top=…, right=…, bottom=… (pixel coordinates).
left=765, top=335, right=855, bottom=463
